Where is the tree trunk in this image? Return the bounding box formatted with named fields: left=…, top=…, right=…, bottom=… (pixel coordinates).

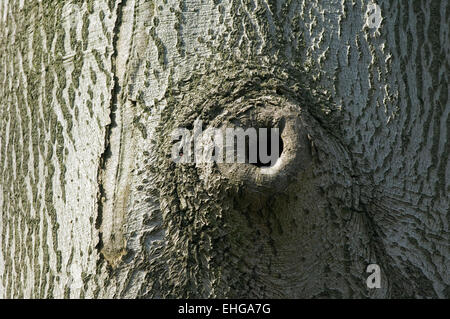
left=0, top=0, right=448, bottom=298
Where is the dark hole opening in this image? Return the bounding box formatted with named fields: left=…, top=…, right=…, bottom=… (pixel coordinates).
left=246, top=128, right=284, bottom=168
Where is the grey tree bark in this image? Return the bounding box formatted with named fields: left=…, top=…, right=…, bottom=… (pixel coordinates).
left=0, top=0, right=448, bottom=298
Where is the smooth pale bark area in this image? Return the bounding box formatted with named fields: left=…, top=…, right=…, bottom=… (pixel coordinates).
left=0, top=0, right=448, bottom=298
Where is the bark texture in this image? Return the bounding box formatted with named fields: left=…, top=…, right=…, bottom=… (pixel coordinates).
left=0, top=0, right=448, bottom=298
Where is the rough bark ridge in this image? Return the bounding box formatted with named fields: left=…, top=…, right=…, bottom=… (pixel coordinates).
left=0, top=0, right=448, bottom=298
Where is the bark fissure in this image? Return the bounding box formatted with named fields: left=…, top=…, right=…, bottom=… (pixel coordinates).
left=96, top=0, right=126, bottom=264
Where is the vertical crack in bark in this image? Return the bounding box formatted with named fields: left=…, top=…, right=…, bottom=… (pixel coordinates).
left=95, top=0, right=126, bottom=264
